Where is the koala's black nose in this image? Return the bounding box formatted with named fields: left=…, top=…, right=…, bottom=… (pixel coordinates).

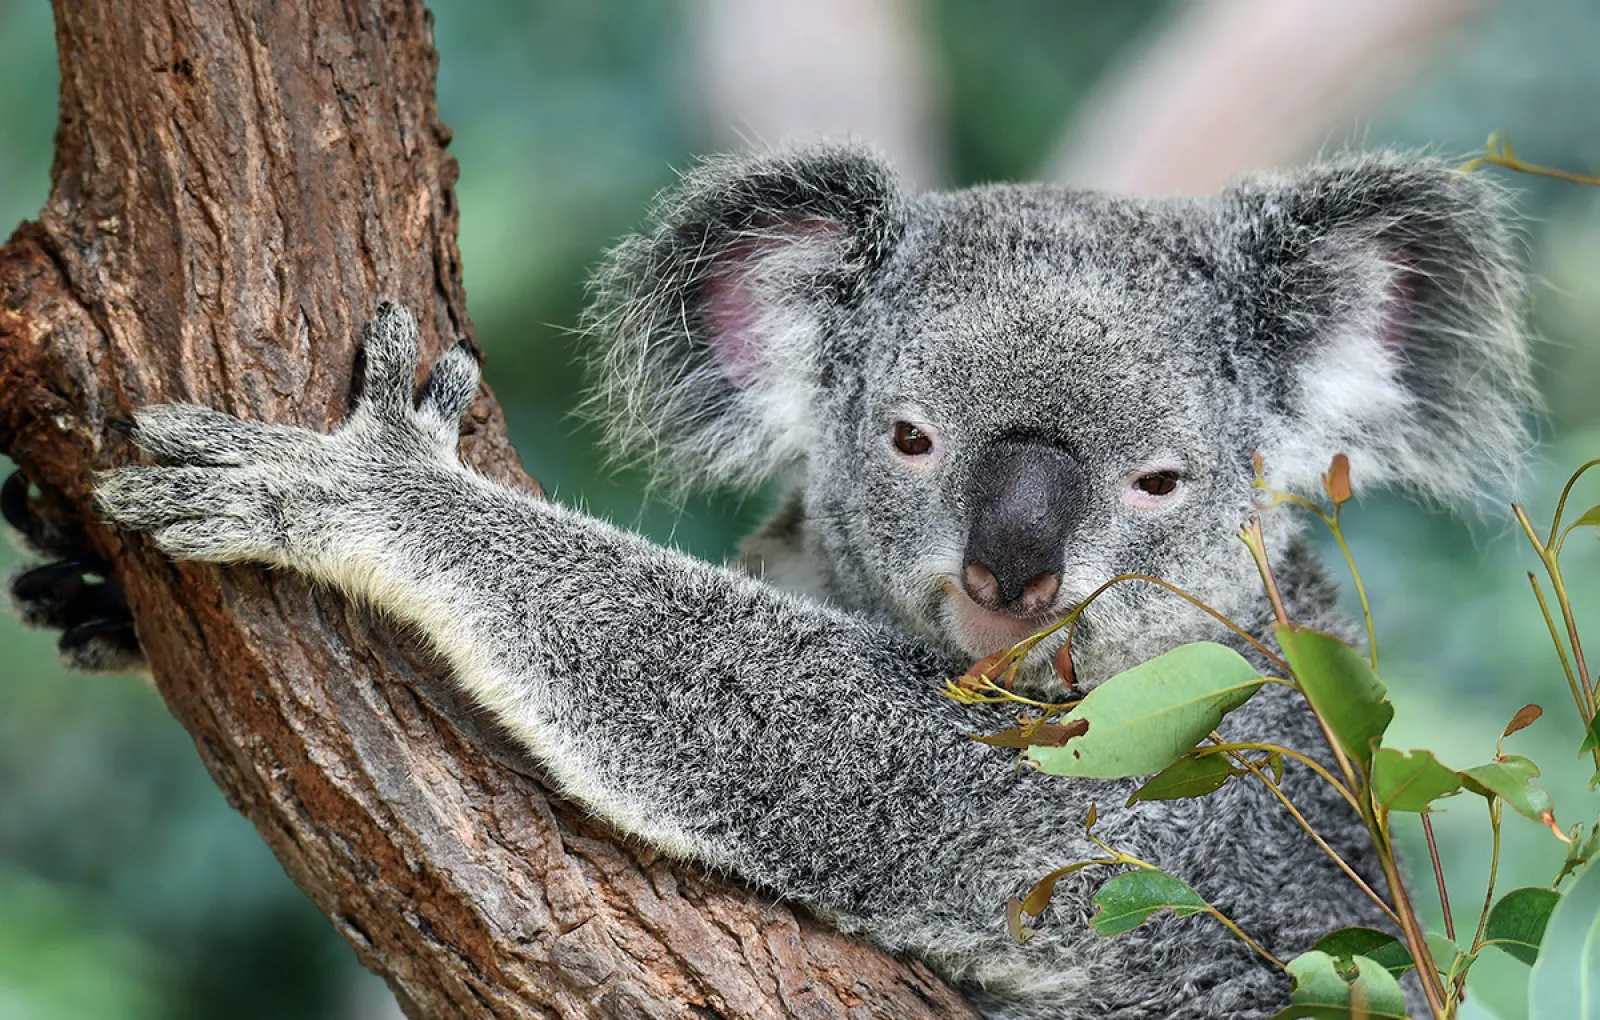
left=962, top=439, right=1084, bottom=616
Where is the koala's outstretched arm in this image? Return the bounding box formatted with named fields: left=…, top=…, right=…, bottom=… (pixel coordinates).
left=94, top=307, right=1085, bottom=947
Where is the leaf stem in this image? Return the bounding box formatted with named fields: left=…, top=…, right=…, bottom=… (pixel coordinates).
left=1196, top=742, right=1359, bottom=812
left=1205, top=907, right=1285, bottom=971
left=1461, top=136, right=1600, bottom=189
left=1084, top=830, right=1284, bottom=970
left=1461, top=800, right=1502, bottom=1005
left=1053, top=572, right=1290, bottom=675
left=1542, top=457, right=1600, bottom=549
left=1327, top=513, right=1379, bottom=671
left=1366, top=795, right=1451, bottom=1018
left=1241, top=516, right=1291, bottom=628
left=1514, top=504, right=1600, bottom=771
left=1227, top=751, right=1401, bottom=927
left=1526, top=573, right=1589, bottom=733
left=1421, top=813, right=1455, bottom=941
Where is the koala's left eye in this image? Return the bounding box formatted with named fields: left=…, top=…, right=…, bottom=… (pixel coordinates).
left=1134, top=472, right=1179, bottom=496
left=892, top=421, right=934, bottom=456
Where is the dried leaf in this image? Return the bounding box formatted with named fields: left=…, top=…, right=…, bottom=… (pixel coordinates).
left=1020, top=860, right=1105, bottom=916
left=1504, top=703, right=1544, bottom=739
left=1052, top=643, right=1076, bottom=689
left=960, top=648, right=1016, bottom=687
left=974, top=719, right=1088, bottom=749
left=1323, top=453, right=1352, bottom=505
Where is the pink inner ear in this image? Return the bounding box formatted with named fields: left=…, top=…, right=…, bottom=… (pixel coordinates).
left=698, top=216, right=849, bottom=389
left=701, top=260, right=764, bottom=387
left=1376, top=256, right=1419, bottom=357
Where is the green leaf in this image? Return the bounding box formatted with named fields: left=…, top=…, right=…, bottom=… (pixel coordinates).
left=1004, top=896, right=1033, bottom=943
left=1460, top=756, right=1555, bottom=825
left=1273, top=951, right=1410, bottom=1019
left=1483, top=887, right=1562, bottom=966
left=1528, top=860, right=1600, bottom=1020
left=1572, top=504, right=1600, bottom=529
left=1028, top=643, right=1263, bottom=779
left=1556, top=822, right=1600, bottom=888
left=1275, top=626, right=1393, bottom=772
left=1580, top=715, right=1600, bottom=757
left=1314, top=927, right=1415, bottom=977
left=1127, top=754, right=1242, bottom=805
left=1427, top=932, right=1477, bottom=982
left=1371, top=747, right=1461, bottom=814
left=1088, top=870, right=1209, bottom=937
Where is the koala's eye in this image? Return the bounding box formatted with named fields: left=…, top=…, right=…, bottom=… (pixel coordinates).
left=1133, top=471, right=1180, bottom=497
left=892, top=421, right=933, bottom=457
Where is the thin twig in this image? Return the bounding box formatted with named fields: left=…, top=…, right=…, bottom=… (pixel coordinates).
left=1195, top=741, right=1359, bottom=812
left=1421, top=814, right=1455, bottom=941
left=1229, top=752, right=1401, bottom=927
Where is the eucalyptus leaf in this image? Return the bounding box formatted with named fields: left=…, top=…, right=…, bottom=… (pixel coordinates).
left=1127, top=754, right=1242, bottom=805
left=1427, top=932, right=1476, bottom=983
left=1556, top=823, right=1600, bottom=888
left=1529, top=860, right=1600, bottom=1020
left=1272, top=951, right=1410, bottom=1019
left=1088, top=870, right=1209, bottom=937
left=1275, top=626, right=1392, bottom=772
left=1313, top=927, right=1414, bottom=977
left=1483, top=887, right=1561, bottom=966
left=1028, top=643, right=1263, bottom=779
left=1372, top=747, right=1461, bottom=814
left=1580, top=715, right=1600, bottom=757
left=1460, top=756, right=1555, bottom=825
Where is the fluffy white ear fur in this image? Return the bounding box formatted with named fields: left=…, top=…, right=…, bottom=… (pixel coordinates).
left=583, top=143, right=905, bottom=492
left=692, top=220, right=854, bottom=482
left=1233, top=156, right=1533, bottom=507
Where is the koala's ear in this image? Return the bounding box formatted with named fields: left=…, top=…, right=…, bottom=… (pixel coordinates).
left=1219, top=154, right=1534, bottom=504
left=584, top=144, right=905, bottom=488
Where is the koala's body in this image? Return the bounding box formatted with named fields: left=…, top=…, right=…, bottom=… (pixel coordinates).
left=23, top=145, right=1530, bottom=1018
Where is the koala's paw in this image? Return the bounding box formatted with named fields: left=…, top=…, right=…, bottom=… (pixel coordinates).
left=96, top=302, right=481, bottom=569
left=3, top=472, right=146, bottom=673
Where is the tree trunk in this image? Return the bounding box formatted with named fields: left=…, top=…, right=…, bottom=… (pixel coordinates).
left=0, top=3, right=979, bottom=1017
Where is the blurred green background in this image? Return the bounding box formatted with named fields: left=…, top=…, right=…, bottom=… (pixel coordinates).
left=0, top=2, right=1597, bottom=1017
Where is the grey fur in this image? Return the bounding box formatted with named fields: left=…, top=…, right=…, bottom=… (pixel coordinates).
left=93, top=144, right=1531, bottom=1018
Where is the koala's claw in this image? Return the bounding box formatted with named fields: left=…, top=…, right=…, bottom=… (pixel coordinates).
left=130, top=403, right=317, bottom=467
left=58, top=617, right=144, bottom=673
left=417, top=342, right=482, bottom=436
left=4, top=471, right=147, bottom=673
left=95, top=304, right=480, bottom=569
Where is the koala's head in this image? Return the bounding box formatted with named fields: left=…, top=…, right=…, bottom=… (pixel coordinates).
left=587, top=145, right=1531, bottom=683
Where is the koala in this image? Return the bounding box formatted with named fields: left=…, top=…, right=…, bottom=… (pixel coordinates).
left=12, top=144, right=1530, bottom=1018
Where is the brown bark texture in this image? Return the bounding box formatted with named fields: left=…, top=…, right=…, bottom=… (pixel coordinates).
left=0, top=3, right=979, bottom=1018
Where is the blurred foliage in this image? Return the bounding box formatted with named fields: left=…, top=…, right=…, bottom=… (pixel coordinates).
left=0, top=0, right=1598, bottom=1017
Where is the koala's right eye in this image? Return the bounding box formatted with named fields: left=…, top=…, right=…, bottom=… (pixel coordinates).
left=892, top=421, right=934, bottom=456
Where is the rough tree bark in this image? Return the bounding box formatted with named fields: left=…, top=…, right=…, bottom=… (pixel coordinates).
left=0, top=3, right=979, bottom=1018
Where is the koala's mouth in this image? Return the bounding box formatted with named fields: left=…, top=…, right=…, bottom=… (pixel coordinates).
left=941, top=583, right=1069, bottom=658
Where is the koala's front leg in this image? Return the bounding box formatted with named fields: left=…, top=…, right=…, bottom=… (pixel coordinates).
left=97, top=303, right=1039, bottom=899
left=95, top=306, right=1294, bottom=1016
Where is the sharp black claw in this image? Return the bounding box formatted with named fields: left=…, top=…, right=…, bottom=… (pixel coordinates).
left=59, top=618, right=145, bottom=673
left=12, top=559, right=99, bottom=603
left=1, top=471, right=34, bottom=534
left=1, top=470, right=74, bottom=555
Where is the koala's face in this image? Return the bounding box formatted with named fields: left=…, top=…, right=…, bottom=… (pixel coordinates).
left=589, top=146, right=1529, bottom=683
left=806, top=189, right=1262, bottom=673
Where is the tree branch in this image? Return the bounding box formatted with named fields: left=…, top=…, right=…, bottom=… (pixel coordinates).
left=0, top=3, right=978, bottom=1017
